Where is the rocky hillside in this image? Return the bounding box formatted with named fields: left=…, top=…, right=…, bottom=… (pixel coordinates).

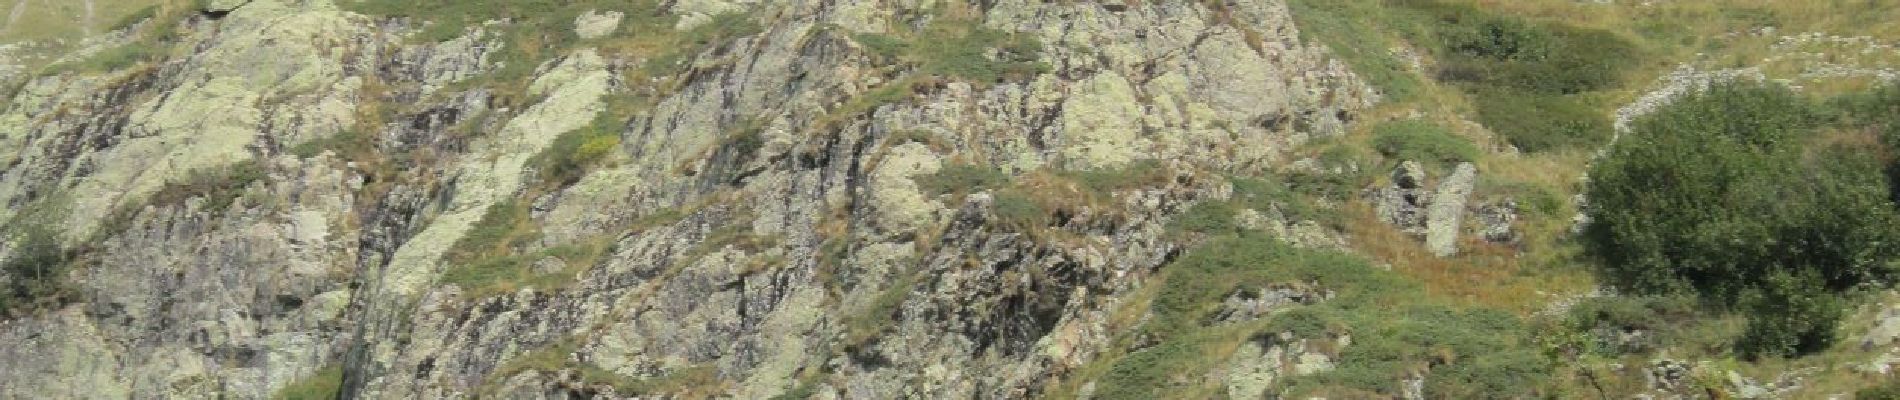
left=1, top=0, right=1898, bottom=398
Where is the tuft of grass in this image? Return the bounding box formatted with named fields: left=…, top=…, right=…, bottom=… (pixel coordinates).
left=272, top=365, right=343, bottom=400
left=132, top=161, right=269, bottom=214
left=914, top=164, right=1009, bottom=195
left=532, top=113, right=622, bottom=186
left=1059, top=160, right=1172, bottom=198
left=990, top=191, right=1051, bottom=232
left=844, top=269, right=920, bottom=347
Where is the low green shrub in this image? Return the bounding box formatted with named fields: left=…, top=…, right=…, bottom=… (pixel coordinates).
left=110, top=5, right=161, bottom=31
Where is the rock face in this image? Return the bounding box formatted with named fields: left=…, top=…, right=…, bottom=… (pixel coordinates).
left=0, top=0, right=1374, bottom=398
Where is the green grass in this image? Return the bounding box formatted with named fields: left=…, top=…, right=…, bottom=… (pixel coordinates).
left=0, top=0, right=167, bottom=73
left=437, top=200, right=623, bottom=298
left=844, top=12, right=1046, bottom=84
left=487, top=337, right=722, bottom=396
left=1059, top=160, right=1171, bottom=197
left=1472, top=88, right=1612, bottom=152
left=914, top=164, right=1009, bottom=195
left=346, top=0, right=760, bottom=108
left=1285, top=0, right=1427, bottom=101
left=272, top=365, right=343, bottom=400
left=440, top=239, right=616, bottom=298
left=845, top=269, right=920, bottom=347
left=128, top=161, right=268, bottom=214
left=1168, top=201, right=1242, bottom=236
left=532, top=113, right=621, bottom=186
left=1094, top=233, right=1552, bottom=399
left=1370, top=119, right=1480, bottom=168
left=288, top=129, right=377, bottom=159
left=990, top=191, right=1050, bottom=232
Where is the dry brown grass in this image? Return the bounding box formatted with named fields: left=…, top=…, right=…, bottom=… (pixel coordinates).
left=1336, top=202, right=1593, bottom=315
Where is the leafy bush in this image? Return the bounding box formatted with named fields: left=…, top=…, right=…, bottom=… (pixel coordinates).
left=1370, top=119, right=1480, bottom=167
left=1735, top=272, right=1845, bottom=359
left=2, top=223, right=69, bottom=316
left=1584, top=82, right=1899, bottom=358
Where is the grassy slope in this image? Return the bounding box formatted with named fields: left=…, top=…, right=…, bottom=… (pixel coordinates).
left=1279, top=0, right=1900, bottom=397
left=0, top=0, right=165, bottom=71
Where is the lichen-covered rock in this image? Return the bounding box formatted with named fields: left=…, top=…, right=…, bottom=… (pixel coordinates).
left=1426, top=162, right=1477, bottom=257
left=0, top=0, right=1376, bottom=398
left=1477, top=199, right=1519, bottom=244
left=1375, top=161, right=1432, bottom=232
left=574, top=10, right=623, bottom=39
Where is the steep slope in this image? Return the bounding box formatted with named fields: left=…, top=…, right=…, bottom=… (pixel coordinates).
left=0, top=0, right=1376, bottom=398
left=8, top=0, right=1898, bottom=398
